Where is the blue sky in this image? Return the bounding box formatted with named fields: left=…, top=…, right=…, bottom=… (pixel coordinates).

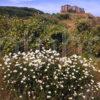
left=0, top=0, right=100, bottom=16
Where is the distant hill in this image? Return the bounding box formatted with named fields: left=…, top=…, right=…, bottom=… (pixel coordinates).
left=0, top=6, right=44, bottom=17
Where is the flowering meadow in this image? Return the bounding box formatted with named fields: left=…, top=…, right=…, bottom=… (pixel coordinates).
left=0, top=48, right=100, bottom=100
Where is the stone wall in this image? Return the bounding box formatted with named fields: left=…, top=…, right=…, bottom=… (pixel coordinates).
left=61, top=5, right=85, bottom=13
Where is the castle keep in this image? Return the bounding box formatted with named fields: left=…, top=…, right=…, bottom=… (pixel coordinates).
left=61, top=5, right=85, bottom=13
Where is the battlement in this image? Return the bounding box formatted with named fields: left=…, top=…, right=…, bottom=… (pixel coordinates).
left=61, top=5, right=85, bottom=14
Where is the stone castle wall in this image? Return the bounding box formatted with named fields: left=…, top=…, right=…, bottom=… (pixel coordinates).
left=61, top=5, right=85, bottom=13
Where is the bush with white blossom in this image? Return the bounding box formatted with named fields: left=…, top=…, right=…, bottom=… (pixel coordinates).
left=1, top=48, right=100, bottom=100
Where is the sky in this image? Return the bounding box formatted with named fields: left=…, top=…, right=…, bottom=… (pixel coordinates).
left=0, top=0, right=100, bottom=16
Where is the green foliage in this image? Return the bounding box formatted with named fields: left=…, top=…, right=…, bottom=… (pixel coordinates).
left=0, top=15, right=68, bottom=54
left=93, top=25, right=100, bottom=37
left=76, top=20, right=91, bottom=33
left=0, top=6, right=100, bottom=100
left=53, top=13, right=70, bottom=20
left=0, top=6, right=44, bottom=17
left=69, top=19, right=100, bottom=57
left=0, top=9, right=99, bottom=58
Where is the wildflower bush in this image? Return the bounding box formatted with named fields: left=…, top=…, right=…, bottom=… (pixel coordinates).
left=1, top=48, right=100, bottom=100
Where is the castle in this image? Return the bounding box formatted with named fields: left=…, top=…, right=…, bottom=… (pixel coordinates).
left=61, top=5, right=85, bottom=13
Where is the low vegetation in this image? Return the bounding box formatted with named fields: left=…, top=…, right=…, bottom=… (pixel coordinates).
left=0, top=6, right=100, bottom=100
left=0, top=6, right=44, bottom=17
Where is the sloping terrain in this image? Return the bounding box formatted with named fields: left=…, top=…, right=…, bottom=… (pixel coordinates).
left=0, top=6, right=44, bottom=17
left=59, top=13, right=99, bottom=32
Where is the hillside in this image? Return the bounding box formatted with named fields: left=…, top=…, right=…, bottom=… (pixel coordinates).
left=0, top=6, right=99, bottom=57
left=56, top=13, right=99, bottom=32
left=0, top=6, right=100, bottom=100
left=0, top=6, right=44, bottom=17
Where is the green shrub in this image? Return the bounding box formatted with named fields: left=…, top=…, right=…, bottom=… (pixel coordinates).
left=53, top=13, right=70, bottom=20
left=76, top=20, right=91, bottom=33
